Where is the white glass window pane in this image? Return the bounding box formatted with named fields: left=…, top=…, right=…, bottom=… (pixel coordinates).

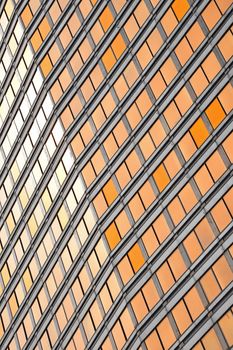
left=62, top=147, right=74, bottom=172
left=3, top=48, right=12, bottom=70
left=4, top=174, right=13, bottom=196
left=15, top=20, right=24, bottom=43
left=12, top=71, right=21, bottom=95
left=9, top=34, right=17, bottom=55
left=8, top=122, right=17, bottom=146
left=24, top=136, right=33, bottom=157
left=52, top=119, right=64, bottom=145
left=25, top=173, right=36, bottom=197
left=29, top=120, right=40, bottom=145
left=2, top=136, right=11, bottom=157
left=33, top=162, right=42, bottom=183
left=1, top=97, right=9, bottom=121
left=6, top=85, right=14, bottom=106
left=20, top=95, right=30, bottom=120
left=48, top=174, right=59, bottom=200
left=1, top=12, right=8, bottom=31
left=0, top=186, right=7, bottom=208
left=16, top=148, right=27, bottom=171
left=84, top=206, right=96, bottom=232
left=73, top=176, right=85, bottom=202
left=33, top=69, right=43, bottom=93
left=46, top=135, right=56, bottom=157
left=39, top=148, right=49, bottom=172
left=0, top=62, right=6, bottom=84
left=27, top=84, right=36, bottom=105
left=36, top=109, right=46, bottom=131
left=23, top=44, right=33, bottom=67
left=12, top=200, right=22, bottom=223
left=15, top=111, right=23, bottom=131
left=18, top=59, right=27, bottom=80
left=43, top=94, right=53, bottom=118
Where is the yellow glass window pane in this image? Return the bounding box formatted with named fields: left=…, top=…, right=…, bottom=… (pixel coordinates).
left=23, top=268, right=32, bottom=292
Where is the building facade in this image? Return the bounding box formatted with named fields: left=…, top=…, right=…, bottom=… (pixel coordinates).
left=0, top=0, right=233, bottom=349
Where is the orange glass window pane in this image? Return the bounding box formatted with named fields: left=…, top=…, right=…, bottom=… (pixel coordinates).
left=102, top=48, right=116, bottom=72
left=145, top=331, right=163, bottom=350
left=59, top=26, right=72, bottom=49
left=172, top=0, right=190, bottom=21
left=179, top=183, right=197, bottom=213
left=131, top=292, right=148, bottom=322
left=190, top=68, right=208, bottom=96
left=40, top=55, right=52, bottom=77
left=194, top=165, right=214, bottom=195
left=71, top=133, right=84, bottom=158
left=31, top=30, right=43, bottom=52
left=103, top=179, right=118, bottom=205
left=195, top=218, right=215, bottom=249
left=128, top=194, right=144, bottom=221
left=161, top=57, right=177, bottom=85
left=175, top=87, right=192, bottom=115
left=190, top=118, right=209, bottom=147
left=137, top=43, right=153, bottom=70
left=164, top=150, right=181, bottom=178
left=93, top=192, right=108, bottom=217
left=202, top=52, right=221, bottom=82
left=183, top=231, right=202, bottom=262
left=172, top=300, right=192, bottom=334
left=168, top=197, right=185, bottom=225
left=105, top=223, right=120, bottom=250
left=49, top=42, right=61, bottom=65
left=206, top=150, right=226, bottom=181
left=161, top=8, right=178, bottom=36
left=39, top=17, right=51, bottom=40
left=142, top=227, right=159, bottom=256
left=150, top=72, right=166, bottom=99
left=218, top=83, right=233, bottom=114
left=116, top=163, right=131, bottom=189
left=184, top=286, right=204, bottom=320
left=179, top=132, right=197, bottom=161
left=124, top=15, right=139, bottom=41
left=212, top=255, right=233, bottom=289
left=126, top=150, right=141, bottom=177
left=50, top=80, right=62, bottom=103
left=168, top=249, right=187, bottom=280
left=128, top=243, right=145, bottom=272
left=202, top=1, right=221, bottom=30
left=21, top=6, right=32, bottom=27
left=99, top=6, right=114, bottom=32
left=202, top=329, right=222, bottom=350
left=153, top=213, right=171, bottom=243
left=103, top=133, right=118, bottom=159
left=139, top=133, right=155, bottom=160
left=118, top=256, right=134, bottom=285
left=153, top=164, right=170, bottom=192
left=218, top=31, right=233, bottom=61
left=200, top=270, right=221, bottom=302
left=61, top=107, right=73, bottom=130
left=68, top=13, right=80, bottom=36
left=49, top=2, right=61, bottom=23
left=134, top=1, right=149, bottom=26
left=187, top=22, right=205, bottom=51
left=147, top=28, right=163, bottom=55
left=175, top=37, right=193, bottom=66
left=115, top=210, right=131, bottom=238
left=157, top=262, right=175, bottom=293
left=205, top=98, right=225, bottom=129
left=157, top=317, right=176, bottom=349
left=218, top=311, right=233, bottom=347
left=112, top=33, right=126, bottom=59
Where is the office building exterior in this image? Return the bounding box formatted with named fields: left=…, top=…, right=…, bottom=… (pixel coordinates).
left=0, top=0, right=233, bottom=349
